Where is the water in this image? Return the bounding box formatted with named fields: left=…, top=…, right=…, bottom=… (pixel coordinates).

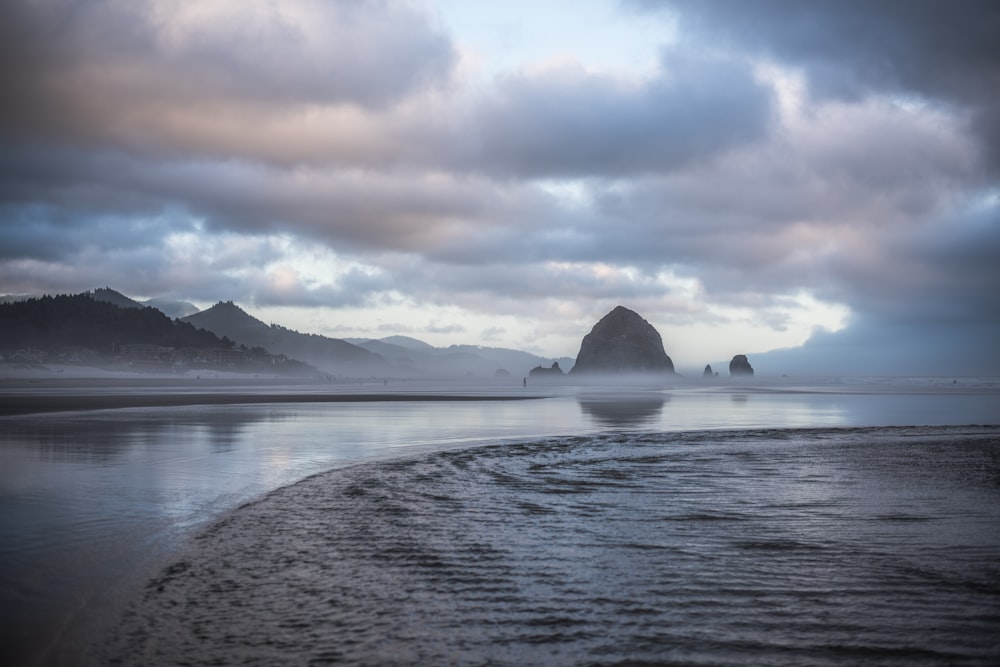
left=1, top=379, right=999, bottom=665
left=105, top=427, right=1000, bottom=666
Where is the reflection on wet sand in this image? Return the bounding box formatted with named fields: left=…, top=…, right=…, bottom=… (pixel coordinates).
left=0, top=409, right=286, bottom=463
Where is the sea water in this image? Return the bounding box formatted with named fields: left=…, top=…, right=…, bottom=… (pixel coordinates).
left=106, top=427, right=1000, bottom=666
left=1, top=379, right=999, bottom=665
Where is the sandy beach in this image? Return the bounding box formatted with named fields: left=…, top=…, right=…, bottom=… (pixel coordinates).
left=0, top=372, right=548, bottom=417
left=0, top=389, right=541, bottom=417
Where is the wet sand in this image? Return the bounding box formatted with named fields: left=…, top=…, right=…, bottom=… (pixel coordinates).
left=0, top=391, right=542, bottom=416
left=0, top=375, right=547, bottom=416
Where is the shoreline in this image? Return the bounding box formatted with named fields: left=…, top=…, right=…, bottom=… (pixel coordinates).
left=0, top=391, right=545, bottom=417
left=3, top=372, right=999, bottom=417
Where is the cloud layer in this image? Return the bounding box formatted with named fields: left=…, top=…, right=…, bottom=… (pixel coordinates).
left=1, top=0, right=998, bottom=372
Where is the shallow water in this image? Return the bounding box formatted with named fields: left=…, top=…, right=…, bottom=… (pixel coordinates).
left=105, top=426, right=1000, bottom=666
left=1, top=379, right=999, bottom=665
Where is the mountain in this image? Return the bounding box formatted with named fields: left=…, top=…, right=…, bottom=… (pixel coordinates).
left=378, top=335, right=437, bottom=351
left=0, top=292, right=320, bottom=374
left=346, top=337, right=573, bottom=378
left=183, top=301, right=389, bottom=376
left=144, top=297, right=200, bottom=319
left=91, top=287, right=143, bottom=309
left=0, top=292, right=315, bottom=374
left=354, top=339, right=420, bottom=370
left=1, top=294, right=34, bottom=304
left=0, top=289, right=576, bottom=379
left=0, top=293, right=220, bottom=352
left=446, top=344, right=574, bottom=379
left=89, top=288, right=198, bottom=319
left=570, top=306, right=675, bottom=374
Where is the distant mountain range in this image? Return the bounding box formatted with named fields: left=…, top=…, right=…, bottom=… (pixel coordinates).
left=345, top=337, right=574, bottom=379
left=0, top=287, right=573, bottom=378
left=3, top=287, right=201, bottom=320
left=0, top=291, right=311, bottom=374
left=183, top=300, right=574, bottom=378
left=89, top=287, right=202, bottom=319
left=182, top=301, right=391, bottom=376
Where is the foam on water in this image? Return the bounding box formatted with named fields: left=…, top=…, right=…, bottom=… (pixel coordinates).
left=102, top=426, right=1000, bottom=666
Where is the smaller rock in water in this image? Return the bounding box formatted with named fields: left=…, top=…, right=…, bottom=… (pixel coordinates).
left=529, top=361, right=564, bottom=377
left=703, top=364, right=714, bottom=378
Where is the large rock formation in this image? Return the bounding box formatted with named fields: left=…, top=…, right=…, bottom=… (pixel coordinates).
left=729, top=354, right=754, bottom=376
left=570, top=306, right=674, bottom=374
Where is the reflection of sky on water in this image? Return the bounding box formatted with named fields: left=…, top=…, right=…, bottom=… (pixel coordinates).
left=575, top=389, right=1000, bottom=431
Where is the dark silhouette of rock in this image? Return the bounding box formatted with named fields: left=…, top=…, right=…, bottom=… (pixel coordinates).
left=729, top=354, right=754, bottom=376
left=529, top=361, right=564, bottom=377
left=570, top=306, right=674, bottom=374
left=703, top=364, right=714, bottom=377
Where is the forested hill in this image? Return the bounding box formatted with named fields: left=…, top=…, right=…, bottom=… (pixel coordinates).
left=182, top=300, right=390, bottom=374
left=0, top=293, right=230, bottom=352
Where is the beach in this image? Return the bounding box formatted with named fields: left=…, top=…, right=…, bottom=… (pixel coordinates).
left=104, top=425, right=1000, bottom=666
left=2, top=375, right=999, bottom=665
left=0, top=374, right=549, bottom=417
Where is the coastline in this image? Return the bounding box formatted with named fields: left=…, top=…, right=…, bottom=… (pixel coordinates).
left=2, top=370, right=999, bottom=418
left=0, top=391, right=543, bottom=417
left=0, top=373, right=554, bottom=417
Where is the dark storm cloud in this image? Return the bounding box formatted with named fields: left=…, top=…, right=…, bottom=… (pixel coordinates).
left=0, top=0, right=455, bottom=152
left=629, top=0, right=1000, bottom=169
left=469, top=55, right=773, bottom=178
left=755, top=317, right=1000, bottom=377
left=0, top=203, right=190, bottom=262
left=752, top=193, right=1000, bottom=375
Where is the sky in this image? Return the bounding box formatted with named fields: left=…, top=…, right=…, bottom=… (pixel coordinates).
left=1, top=0, right=998, bottom=375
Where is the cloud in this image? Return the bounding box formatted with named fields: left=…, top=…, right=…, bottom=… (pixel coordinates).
left=629, top=0, right=1000, bottom=170
left=252, top=265, right=396, bottom=309
left=425, top=321, right=466, bottom=335
left=0, top=0, right=996, bottom=370
left=754, top=193, right=1000, bottom=375
left=465, top=54, right=773, bottom=178
left=585, top=94, right=977, bottom=289
left=0, top=0, right=456, bottom=159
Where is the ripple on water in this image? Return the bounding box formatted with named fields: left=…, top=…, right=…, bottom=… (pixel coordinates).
left=102, top=427, right=1000, bottom=666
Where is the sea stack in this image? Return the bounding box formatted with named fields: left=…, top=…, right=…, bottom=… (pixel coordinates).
left=729, top=354, right=754, bottom=376
left=529, top=361, right=565, bottom=377
left=703, top=364, right=714, bottom=377
left=570, top=306, right=674, bottom=374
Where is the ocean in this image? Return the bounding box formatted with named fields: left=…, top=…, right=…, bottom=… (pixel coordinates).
left=1, top=377, right=999, bottom=665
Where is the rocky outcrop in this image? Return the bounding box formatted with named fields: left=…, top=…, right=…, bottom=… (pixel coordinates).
left=529, top=361, right=564, bottom=377
left=570, top=306, right=674, bottom=374
left=703, top=364, right=714, bottom=377
left=729, top=354, right=754, bottom=376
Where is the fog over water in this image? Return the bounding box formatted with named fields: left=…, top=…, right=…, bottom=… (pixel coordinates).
left=1, top=377, right=999, bottom=665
